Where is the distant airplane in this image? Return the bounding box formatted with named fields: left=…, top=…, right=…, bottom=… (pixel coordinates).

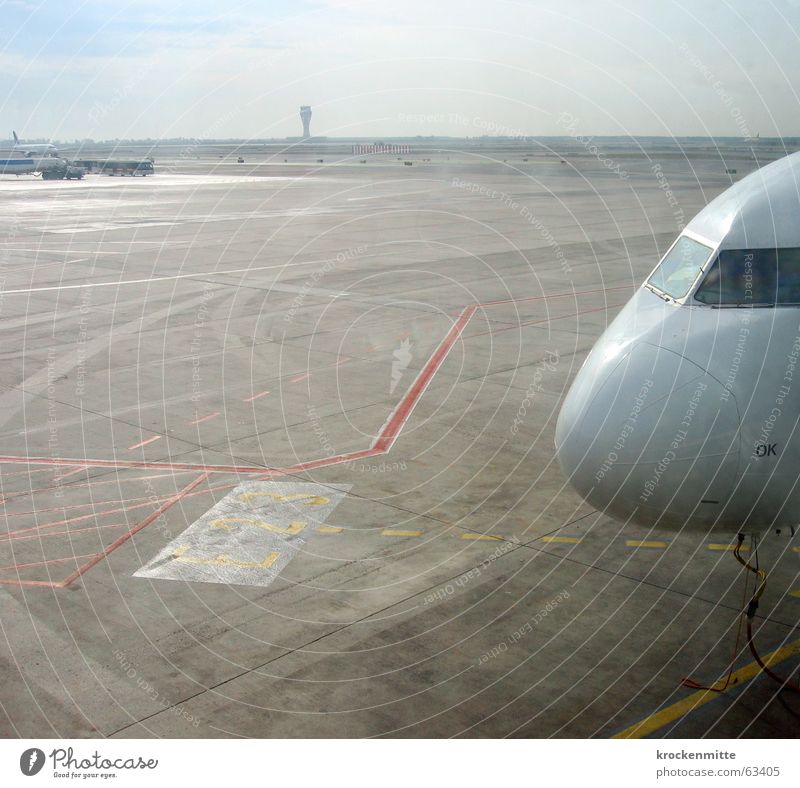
left=555, top=151, right=800, bottom=534
left=0, top=155, right=82, bottom=179
left=11, top=130, right=58, bottom=157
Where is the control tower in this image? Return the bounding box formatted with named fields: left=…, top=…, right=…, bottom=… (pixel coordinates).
left=299, top=105, right=312, bottom=138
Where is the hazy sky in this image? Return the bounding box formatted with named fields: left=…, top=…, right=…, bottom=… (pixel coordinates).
left=2, top=0, right=799, bottom=140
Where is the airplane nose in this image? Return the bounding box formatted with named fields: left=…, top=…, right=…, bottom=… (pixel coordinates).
left=555, top=341, right=740, bottom=527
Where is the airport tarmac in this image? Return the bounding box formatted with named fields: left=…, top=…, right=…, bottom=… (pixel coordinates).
left=1, top=144, right=799, bottom=739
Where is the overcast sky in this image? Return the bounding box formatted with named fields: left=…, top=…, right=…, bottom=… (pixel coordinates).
left=1, top=0, right=799, bottom=140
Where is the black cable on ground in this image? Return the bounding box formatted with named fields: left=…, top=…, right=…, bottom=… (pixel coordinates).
left=733, top=533, right=800, bottom=694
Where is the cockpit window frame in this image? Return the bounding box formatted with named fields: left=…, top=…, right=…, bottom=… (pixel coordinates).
left=644, top=230, right=718, bottom=305
left=692, top=246, right=800, bottom=308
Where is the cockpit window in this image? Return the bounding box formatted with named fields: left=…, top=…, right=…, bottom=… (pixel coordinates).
left=647, top=236, right=713, bottom=299
left=694, top=248, right=800, bottom=305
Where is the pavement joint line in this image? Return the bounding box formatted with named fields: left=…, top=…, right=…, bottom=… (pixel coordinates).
left=512, top=537, right=800, bottom=630
left=105, top=529, right=533, bottom=738
left=0, top=300, right=479, bottom=574
left=0, top=474, right=211, bottom=588
left=612, top=637, right=800, bottom=739
left=0, top=285, right=683, bottom=588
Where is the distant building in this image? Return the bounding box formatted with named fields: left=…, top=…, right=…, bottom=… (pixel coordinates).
left=352, top=143, right=412, bottom=155
left=300, top=106, right=312, bottom=138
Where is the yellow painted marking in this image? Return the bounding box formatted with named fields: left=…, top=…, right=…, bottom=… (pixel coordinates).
left=178, top=552, right=280, bottom=569
left=613, top=638, right=800, bottom=739
left=318, top=526, right=344, bottom=533
left=542, top=536, right=582, bottom=544
left=382, top=529, right=422, bottom=537
left=210, top=517, right=305, bottom=535
left=708, top=543, right=749, bottom=551
left=462, top=533, right=502, bottom=541
left=792, top=546, right=800, bottom=553
left=625, top=540, right=668, bottom=549
left=238, top=492, right=329, bottom=507
left=789, top=590, right=800, bottom=598
left=172, top=545, right=279, bottom=569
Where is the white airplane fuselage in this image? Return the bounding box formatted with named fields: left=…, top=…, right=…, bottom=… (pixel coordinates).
left=0, top=156, right=66, bottom=175
left=13, top=143, right=57, bottom=157
left=555, top=152, right=800, bottom=533
left=11, top=131, right=58, bottom=158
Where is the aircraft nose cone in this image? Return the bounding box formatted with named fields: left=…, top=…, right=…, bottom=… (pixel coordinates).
left=555, top=341, right=740, bottom=527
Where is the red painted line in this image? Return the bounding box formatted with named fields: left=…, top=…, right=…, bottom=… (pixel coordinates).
left=334, top=357, right=349, bottom=366
left=3, top=489, right=200, bottom=519
left=0, top=554, right=96, bottom=573
left=243, top=390, right=270, bottom=402
left=0, top=288, right=618, bottom=520
left=256, top=447, right=383, bottom=479
left=373, top=305, right=476, bottom=453
left=0, top=467, right=53, bottom=477
left=59, top=473, right=210, bottom=588
left=0, top=578, right=62, bottom=588
left=0, top=456, right=275, bottom=474
left=1, top=501, right=167, bottom=539
left=188, top=412, right=219, bottom=425
left=1, top=522, right=128, bottom=544
left=127, top=435, right=162, bottom=451
left=52, top=465, right=87, bottom=482
left=0, top=480, right=233, bottom=540
left=0, top=472, right=185, bottom=504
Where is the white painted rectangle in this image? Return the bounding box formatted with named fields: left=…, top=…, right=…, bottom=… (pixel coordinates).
left=134, top=481, right=350, bottom=587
